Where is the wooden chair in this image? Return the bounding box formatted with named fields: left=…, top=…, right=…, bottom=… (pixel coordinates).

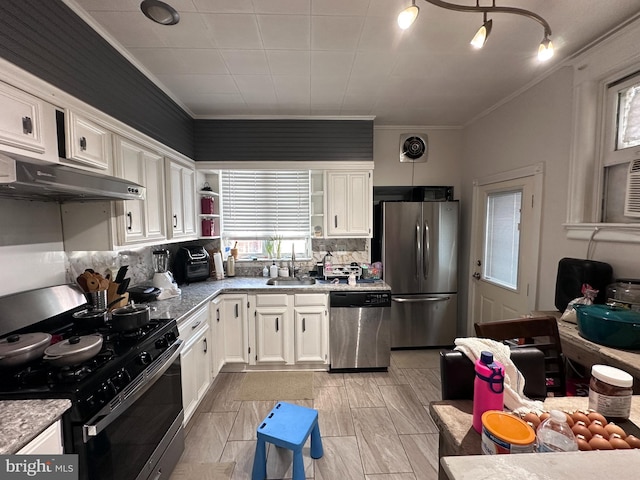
left=474, top=316, right=566, bottom=397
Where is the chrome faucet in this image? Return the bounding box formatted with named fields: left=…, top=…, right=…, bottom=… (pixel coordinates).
left=290, top=245, right=296, bottom=278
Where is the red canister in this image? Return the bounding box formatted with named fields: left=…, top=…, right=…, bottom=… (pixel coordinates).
left=202, top=218, right=215, bottom=236
left=201, top=196, right=215, bottom=214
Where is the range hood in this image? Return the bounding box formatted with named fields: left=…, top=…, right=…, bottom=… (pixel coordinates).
left=0, top=155, right=145, bottom=203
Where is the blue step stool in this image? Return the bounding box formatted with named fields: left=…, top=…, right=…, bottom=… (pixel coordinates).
left=251, top=401, right=323, bottom=480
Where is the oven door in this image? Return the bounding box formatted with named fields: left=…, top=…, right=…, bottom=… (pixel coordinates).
left=72, top=341, right=184, bottom=480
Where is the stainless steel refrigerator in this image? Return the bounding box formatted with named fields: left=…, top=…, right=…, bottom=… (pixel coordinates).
left=381, top=201, right=458, bottom=347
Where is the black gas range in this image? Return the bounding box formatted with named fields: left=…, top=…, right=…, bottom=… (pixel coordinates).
left=0, top=284, right=184, bottom=480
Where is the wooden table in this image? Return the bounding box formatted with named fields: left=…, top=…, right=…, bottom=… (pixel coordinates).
left=429, top=396, right=640, bottom=480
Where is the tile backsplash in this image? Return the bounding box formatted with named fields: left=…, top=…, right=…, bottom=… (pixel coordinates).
left=66, top=238, right=370, bottom=284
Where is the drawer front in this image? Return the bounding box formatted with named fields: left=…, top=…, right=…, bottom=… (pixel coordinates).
left=295, top=293, right=326, bottom=307
left=255, top=294, right=289, bottom=307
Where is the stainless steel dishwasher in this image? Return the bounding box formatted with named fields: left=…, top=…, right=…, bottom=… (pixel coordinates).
left=329, top=290, right=391, bottom=371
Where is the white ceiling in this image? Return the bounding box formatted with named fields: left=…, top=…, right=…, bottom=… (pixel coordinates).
left=68, top=0, right=640, bottom=126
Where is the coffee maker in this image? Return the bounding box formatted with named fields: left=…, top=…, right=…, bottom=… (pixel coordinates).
left=152, top=249, right=179, bottom=291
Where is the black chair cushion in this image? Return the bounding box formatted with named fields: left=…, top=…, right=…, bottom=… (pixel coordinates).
left=440, top=346, right=547, bottom=401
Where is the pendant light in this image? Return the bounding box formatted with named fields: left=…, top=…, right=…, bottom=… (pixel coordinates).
left=397, top=0, right=554, bottom=61
left=398, top=0, right=420, bottom=30
left=470, top=13, right=492, bottom=49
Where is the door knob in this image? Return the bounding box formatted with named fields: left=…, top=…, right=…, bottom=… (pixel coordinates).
left=472, top=272, right=481, bottom=279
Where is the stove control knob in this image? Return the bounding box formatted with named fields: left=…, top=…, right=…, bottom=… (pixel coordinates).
left=96, top=381, right=116, bottom=403
left=165, top=331, right=177, bottom=343
left=111, top=369, right=131, bottom=390
left=155, top=337, right=168, bottom=349
left=138, top=351, right=153, bottom=365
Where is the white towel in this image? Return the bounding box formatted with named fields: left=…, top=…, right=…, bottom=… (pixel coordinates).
left=454, top=337, right=544, bottom=415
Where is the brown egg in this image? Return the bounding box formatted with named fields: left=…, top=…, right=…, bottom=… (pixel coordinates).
left=589, top=434, right=614, bottom=450
left=625, top=435, right=640, bottom=448
left=571, top=411, right=591, bottom=425
left=576, top=434, right=592, bottom=451
left=523, top=412, right=541, bottom=428
left=588, top=420, right=609, bottom=439
left=609, top=433, right=631, bottom=449
left=604, top=422, right=627, bottom=438
left=572, top=421, right=592, bottom=440
left=539, top=412, right=550, bottom=422
left=587, top=411, right=608, bottom=425
left=563, top=412, right=575, bottom=427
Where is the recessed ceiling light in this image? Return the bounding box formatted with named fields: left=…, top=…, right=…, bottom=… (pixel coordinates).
left=140, top=0, right=180, bottom=26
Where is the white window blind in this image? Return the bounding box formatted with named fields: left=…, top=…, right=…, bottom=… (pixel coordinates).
left=221, top=170, right=310, bottom=239
left=483, top=190, right=522, bottom=290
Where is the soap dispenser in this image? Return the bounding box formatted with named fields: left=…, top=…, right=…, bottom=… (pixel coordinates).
left=263, top=265, right=269, bottom=277
left=269, top=261, right=278, bottom=278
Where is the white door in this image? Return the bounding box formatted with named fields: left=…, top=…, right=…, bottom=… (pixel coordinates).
left=470, top=165, right=543, bottom=330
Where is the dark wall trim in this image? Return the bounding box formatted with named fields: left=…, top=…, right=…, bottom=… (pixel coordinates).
left=0, top=0, right=194, bottom=158
left=194, top=119, right=373, bottom=162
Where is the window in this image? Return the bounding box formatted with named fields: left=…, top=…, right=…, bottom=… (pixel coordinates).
left=601, top=72, right=640, bottom=223
left=483, top=190, right=522, bottom=290
left=221, top=170, right=310, bottom=258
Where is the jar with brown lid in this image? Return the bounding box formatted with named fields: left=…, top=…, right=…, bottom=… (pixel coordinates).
left=588, top=364, right=633, bottom=420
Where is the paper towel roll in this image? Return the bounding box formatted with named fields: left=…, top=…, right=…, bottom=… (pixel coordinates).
left=213, top=252, right=225, bottom=280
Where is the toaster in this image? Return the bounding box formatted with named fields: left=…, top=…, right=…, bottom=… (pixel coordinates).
left=173, top=246, right=210, bottom=284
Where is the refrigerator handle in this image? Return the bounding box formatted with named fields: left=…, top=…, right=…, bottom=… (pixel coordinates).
left=423, top=220, right=430, bottom=279
left=415, top=223, right=421, bottom=280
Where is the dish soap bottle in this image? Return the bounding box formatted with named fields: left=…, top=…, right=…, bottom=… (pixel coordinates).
left=269, top=261, right=278, bottom=278
left=263, top=265, right=269, bottom=277
left=323, top=251, right=333, bottom=277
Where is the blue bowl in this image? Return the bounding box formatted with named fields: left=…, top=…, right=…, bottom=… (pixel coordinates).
left=574, top=304, right=640, bottom=349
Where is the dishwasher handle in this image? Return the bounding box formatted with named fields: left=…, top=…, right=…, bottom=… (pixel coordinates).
left=392, top=296, right=451, bottom=303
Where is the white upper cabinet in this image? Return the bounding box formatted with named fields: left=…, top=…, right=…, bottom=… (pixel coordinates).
left=0, top=81, right=57, bottom=163
left=166, top=157, right=197, bottom=240
left=114, top=136, right=166, bottom=245
left=61, top=110, right=111, bottom=173
left=326, top=170, right=372, bottom=237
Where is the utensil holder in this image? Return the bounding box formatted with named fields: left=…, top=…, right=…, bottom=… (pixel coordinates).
left=85, top=290, right=107, bottom=311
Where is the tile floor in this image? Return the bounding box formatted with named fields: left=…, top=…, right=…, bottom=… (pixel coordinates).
left=169, top=349, right=443, bottom=480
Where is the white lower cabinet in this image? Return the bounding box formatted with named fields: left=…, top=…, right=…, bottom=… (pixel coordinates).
left=210, top=296, right=225, bottom=377
left=179, top=305, right=212, bottom=425
left=17, top=420, right=63, bottom=454
left=219, top=294, right=249, bottom=365
left=294, top=294, right=329, bottom=365
left=252, top=294, right=292, bottom=365
left=248, top=293, right=328, bottom=367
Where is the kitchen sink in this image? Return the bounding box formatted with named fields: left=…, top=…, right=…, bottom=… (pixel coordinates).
left=266, top=277, right=316, bottom=286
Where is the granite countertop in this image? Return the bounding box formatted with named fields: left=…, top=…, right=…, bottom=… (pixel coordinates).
left=0, top=399, right=71, bottom=454
left=150, top=276, right=391, bottom=325
left=431, top=396, right=640, bottom=479
left=0, top=276, right=389, bottom=453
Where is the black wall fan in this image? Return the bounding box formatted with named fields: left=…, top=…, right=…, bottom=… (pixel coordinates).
left=399, top=134, right=428, bottom=163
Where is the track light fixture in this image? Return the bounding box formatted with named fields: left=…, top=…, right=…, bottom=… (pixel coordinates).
left=470, top=13, right=492, bottom=49
left=397, top=0, right=420, bottom=30
left=398, top=0, right=554, bottom=61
